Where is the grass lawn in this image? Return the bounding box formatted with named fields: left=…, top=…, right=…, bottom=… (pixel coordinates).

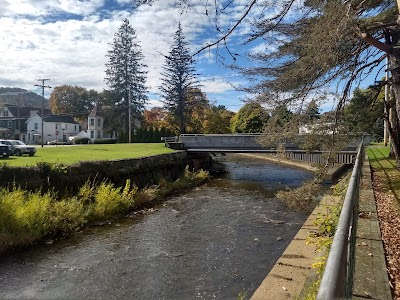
left=367, top=145, right=400, bottom=191
left=1, top=143, right=175, bottom=167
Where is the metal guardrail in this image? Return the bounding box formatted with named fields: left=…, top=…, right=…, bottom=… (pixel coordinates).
left=316, top=144, right=363, bottom=299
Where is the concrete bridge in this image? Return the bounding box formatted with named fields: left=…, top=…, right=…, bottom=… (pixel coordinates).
left=163, top=133, right=369, bottom=164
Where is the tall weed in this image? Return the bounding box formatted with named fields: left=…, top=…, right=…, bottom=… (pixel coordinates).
left=0, top=169, right=208, bottom=255
left=50, top=198, right=86, bottom=233
left=92, top=181, right=135, bottom=220
left=0, top=189, right=53, bottom=249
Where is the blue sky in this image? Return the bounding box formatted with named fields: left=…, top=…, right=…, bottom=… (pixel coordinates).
left=0, top=0, right=385, bottom=113
left=0, top=0, right=266, bottom=112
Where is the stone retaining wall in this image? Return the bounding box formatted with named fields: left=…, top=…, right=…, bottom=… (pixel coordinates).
left=0, top=151, right=211, bottom=193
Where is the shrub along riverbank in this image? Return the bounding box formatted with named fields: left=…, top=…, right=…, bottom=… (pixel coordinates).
left=0, top=167, right=209, bottom=256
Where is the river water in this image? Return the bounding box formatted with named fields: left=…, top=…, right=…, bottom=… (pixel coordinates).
left=0, top=155, right=313, bottom=300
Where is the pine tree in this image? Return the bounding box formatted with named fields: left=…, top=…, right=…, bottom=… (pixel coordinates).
left=159, top=22, right=198, bottom=134
left=105, top=18, right=148, bottom=135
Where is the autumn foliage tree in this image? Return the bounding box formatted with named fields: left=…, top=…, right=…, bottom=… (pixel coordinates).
left=144, top=91, right=234, bottom=135
left=203, top=105, right=235, bottom=134
left=143, top=107, right=168, bottom=128
left=49, top=85, right=95, bottom=117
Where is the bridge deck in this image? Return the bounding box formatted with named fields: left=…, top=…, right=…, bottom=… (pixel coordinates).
left=163, top=134, right=365, bottom=164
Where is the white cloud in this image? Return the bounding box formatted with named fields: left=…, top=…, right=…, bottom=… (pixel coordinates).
left=199, top=76, right=236, bottom=94
left=1, top=0, right=106, bottom=17
left=146, top=98, right=164, bottom=108
left=0, top=0, right=253, bottom=105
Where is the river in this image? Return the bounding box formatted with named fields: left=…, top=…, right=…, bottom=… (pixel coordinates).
left=0, top=154, right=313, bottom=300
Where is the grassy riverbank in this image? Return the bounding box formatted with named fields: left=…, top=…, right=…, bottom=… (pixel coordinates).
left=2, top=143, right=175, bottom=167
left=0, top=168, right=209, bottom=256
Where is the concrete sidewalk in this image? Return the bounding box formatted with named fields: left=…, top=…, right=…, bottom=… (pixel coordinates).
left=352, top=154, right=391, bottom=299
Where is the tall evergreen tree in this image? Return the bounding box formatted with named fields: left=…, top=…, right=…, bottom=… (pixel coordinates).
left=105, top=18, right=148, bottom=136
left=159, top=22, right=198, bottom=134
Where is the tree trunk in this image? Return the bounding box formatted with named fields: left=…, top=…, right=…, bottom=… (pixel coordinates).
left=388, top=102, right=400, bottom=163
left=178, top=92, right=185, bottom=134
left=389, top=37, right=400, bottom=167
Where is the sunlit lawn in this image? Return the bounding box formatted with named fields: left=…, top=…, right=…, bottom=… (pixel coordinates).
left=1, top=143, right=175, bottom=167
left=367, top=145, right=400, bottom=192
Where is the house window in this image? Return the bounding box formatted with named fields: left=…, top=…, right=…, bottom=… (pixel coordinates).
left=90, top=118, right=94, bottom=126
left=34, top=123, right=38, bottom=130
left=8, top=121, right=12, bottom=128
left=90, top=131, right=94, bottom=139
left=3, top=110, right=8, bottom=117
left=97, top=131, right=101, bottom=138
left=97, top=118, right=101, bottom=126
left=0, top=121, right=3, bottom=127
left=74, top=125, right=77, bottom=131
left=28, top=133, right=31, bottom=141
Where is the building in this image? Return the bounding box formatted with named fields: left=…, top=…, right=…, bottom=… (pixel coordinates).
left=0, top=105, right=51, bottom=142
left=26, top=113, right=80, bottom=144
left=87, top=105, right=105, bottom=142
left=86, top=105, right=127, bottom=142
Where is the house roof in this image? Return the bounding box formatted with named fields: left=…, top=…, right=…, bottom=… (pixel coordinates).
left=5, top=105, right=51, bottom=118
left=43, top=114, right=79, bottom=124
left=88, top=105, right=103, bottom=117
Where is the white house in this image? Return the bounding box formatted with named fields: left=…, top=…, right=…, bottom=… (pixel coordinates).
left=299, top=122, right=335, bottom=135
left=26, top=113, right=80, bottom=144
left=0, top=105, right=52, bottom=141
left=87, top=105, right=105, bottom=142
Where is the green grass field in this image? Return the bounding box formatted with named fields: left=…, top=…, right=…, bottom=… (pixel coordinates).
left=1, top=143, right=175, bottom=167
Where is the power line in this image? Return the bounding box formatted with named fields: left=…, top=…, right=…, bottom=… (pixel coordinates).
left=34, top=79, right=51, bottom=148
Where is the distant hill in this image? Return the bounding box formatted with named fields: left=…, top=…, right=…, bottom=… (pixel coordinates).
left=0, top=87, right=49, bottom=108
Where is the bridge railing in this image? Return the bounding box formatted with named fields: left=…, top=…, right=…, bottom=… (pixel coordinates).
left=316, top=143, right=363, bottom=299
left=161, top=136, right=178, bottom=143
left=284, top=150, right=356, bottom=164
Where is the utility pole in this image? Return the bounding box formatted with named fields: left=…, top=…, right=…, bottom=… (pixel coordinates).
left=14, top=96, right=21, bottom=140
left=384, top=57, right=391, bottom=146
left=128, top=87, right=132, bottom=143
left=35, top=79, right=51, bottom=147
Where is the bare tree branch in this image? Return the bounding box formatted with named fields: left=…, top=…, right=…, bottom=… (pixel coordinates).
left=192, top=0, right=258, bottom=57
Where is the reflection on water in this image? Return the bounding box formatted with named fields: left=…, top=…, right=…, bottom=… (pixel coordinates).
left=0, top=154, right=313, bottom=300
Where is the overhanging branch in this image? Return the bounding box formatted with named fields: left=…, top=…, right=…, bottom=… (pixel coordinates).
left=360, top=32, right=393, bottom=53
left=192, top=0, right=258, bottom=57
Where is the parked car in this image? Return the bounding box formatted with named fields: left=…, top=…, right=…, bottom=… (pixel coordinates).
left=0, top=144, right=10, bottom=158
left=47, top=140, right=66, bottom=145
left=0, top=139, right=15, bottom=155
left=7, top=140, right=36, bottom=156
